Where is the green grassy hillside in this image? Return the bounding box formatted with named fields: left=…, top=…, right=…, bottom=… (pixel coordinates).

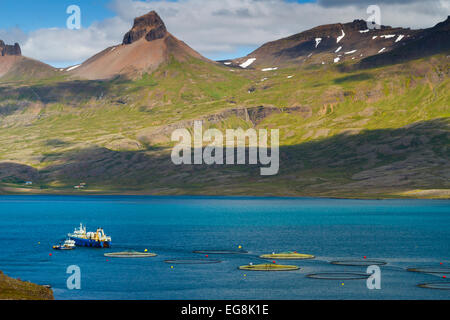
left=0, top=270, right=53, bottom=300
left=0, top=54, right=448, bottom=198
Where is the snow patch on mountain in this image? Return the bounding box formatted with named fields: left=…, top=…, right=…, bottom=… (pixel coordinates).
left=66, top=64, right=81, bottom=71
left=395, top=35, right=405, bottom=42
left=337, top=30, right=345, bottom=43
left=240, top=58, right=256, bottom=68
left=261, top=67, right=278, bottom=71
left=315, top=38, right=322, bottom=48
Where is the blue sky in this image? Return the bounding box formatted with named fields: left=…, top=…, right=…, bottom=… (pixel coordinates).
left=0, top=0, right=115, bottom=31
left=0, top=0, right=315, bottom=31
left=0, top=0, right=446, bottom=67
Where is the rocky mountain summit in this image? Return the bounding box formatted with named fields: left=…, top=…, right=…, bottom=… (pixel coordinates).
left=0, top=40, right=21, bottom=56
left=122, top=11, right=168, bottom=44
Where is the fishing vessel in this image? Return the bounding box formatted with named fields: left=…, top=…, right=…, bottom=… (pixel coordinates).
left=68, top=223, right=111, bottom=248
left=53, top=239, right=76, bottom=250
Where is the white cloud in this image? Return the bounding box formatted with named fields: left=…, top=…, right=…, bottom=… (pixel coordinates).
left=20, top=16, right=130, bottom=65
left=1, top=0, right=448, bottom=66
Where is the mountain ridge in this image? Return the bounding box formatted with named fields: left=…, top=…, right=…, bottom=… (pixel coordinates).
left=227, top=16, right=449, bottom=69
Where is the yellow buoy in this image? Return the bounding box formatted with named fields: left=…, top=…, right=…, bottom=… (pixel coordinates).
left=239, top=263, right=299, bottom=271
left=259, top=252, right=315, bottom=260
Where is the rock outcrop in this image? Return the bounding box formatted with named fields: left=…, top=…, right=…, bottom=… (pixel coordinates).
left=122, top=11, right=167, bottom=44
left=0, top=40, right=21, bottom=56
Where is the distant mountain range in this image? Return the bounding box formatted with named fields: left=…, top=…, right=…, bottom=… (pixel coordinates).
left=0, top=11, right=448, bottom=198
left=1, top=12, right=448, bottom=80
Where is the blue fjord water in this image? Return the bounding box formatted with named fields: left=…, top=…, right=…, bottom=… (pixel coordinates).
left=0, top=195, right=449, bottom=300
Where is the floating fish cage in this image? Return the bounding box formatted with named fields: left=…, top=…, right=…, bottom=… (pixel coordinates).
left=104, top=251, right=157, bottom=258
left=417, top=281, right=450, bottom=290
left=330, top=259, right=387, bottom=266
left=193, top=250, right=248, bottom=255
left=407, top=267, right=450, bottom=274
left=164, top=259, right=222, bottom=265
left=307, top=272, right=370, bottom=280
left=239, top=264, right=299, bottom=271
left=260, top=252, right=315, bottom=260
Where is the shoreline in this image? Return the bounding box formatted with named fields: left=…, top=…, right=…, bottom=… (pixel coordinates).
left=0, top=190, right=448, bottom=201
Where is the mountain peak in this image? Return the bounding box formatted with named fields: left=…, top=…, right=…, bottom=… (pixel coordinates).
left=122, top=11, right=168, bottom=45
left=0, top=40, right=21, bottom=56
left=69, top=10, right=208, bottom=80
left=432, top=15, right=450, bottom=31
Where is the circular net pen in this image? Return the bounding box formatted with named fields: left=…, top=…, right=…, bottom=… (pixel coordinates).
left=307, top=272, right=370, bottom=280
left=239, top=264, right=299, bottom=271
left=417, top=282, right=450, bottom=290
left=164, top=259, right=222, bottom=265
left=104, top=251, right=157, bottom=258
left=407, top=267, right=450, bottom=274
left=193, top=250, right=248, bottom=255
left=330, top=259, right=387, bottom=267
left=260, top=252, right=315, bottom=260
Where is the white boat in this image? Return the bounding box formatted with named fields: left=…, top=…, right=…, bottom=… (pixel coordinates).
left=53, top=239, right=76, bottom=250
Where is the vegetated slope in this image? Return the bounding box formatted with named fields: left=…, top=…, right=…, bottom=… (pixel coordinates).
left=0, top=14, right=448, bottom=198
left=0, top=270, right=54, bottom=300
left=69, top=11, right=212, bottom=80
left=226, top=16, right=449, bottom=70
